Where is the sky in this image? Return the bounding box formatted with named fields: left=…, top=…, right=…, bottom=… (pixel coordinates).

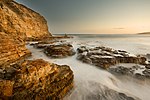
left=16, top=0, right=150, bottom=34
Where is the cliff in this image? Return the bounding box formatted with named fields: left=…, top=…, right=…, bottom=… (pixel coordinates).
left=0, top=32, right=31, bottom=66
left=0, top=0, right=51, bottom=41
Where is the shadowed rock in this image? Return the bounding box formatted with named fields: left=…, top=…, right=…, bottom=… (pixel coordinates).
left=109, top=64, right=150, bottom=80
left=77, top=46, right=147, bottom=69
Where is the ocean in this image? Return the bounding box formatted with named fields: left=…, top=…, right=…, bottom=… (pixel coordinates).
left=27, top=34, right=150, bottom=100
left=55, top=34, right=150, bottom=54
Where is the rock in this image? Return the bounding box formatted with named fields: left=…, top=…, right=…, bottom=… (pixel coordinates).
left=67, top=81, right=140, bottom=100
left=0, top=69, right=5, bottom=79
left=146, top=54, right=150, bottom=59
left=4, top=67, right=17, bottom=80
left=0, top=0, right=51, bottom=41
left=109, top=64, right=150, bottom=80
left=109, top=66, right=131, bottom=75
left=44, top=44, right=76, bottom=58
left=145, top=64, right=150, bottom=69
left=0, top=59, right=74, bottom=99
left=77, top=46, right=147, bottom=69
left=0, top=32, right=31, bottom=66
left=77, top=46, right=88, bottom=53
left=142, top=69, right=150, bottom=78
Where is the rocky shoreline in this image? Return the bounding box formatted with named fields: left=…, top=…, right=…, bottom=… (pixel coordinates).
left=0, top=0, right=74, bottom=99
left=77, top=46, right=147, bottom=69
left=1, top=0, right=150, bottom=100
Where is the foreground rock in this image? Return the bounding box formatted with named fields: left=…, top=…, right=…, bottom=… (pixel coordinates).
left=44, top=44, right=76, bottom=58
left=0, top=32, right=31, bottom=66
left=77, top=46, right=146, bottom=69
left=0, top=0, right=51, bottom=41
left=0, top=59, right=74, bottom=99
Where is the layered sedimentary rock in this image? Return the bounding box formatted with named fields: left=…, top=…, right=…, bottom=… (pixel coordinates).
left=30, top=41, right=76, bottom=58
left=0, top=32, right=31, bottom=66
left=0, top=59, right=74, bottom=99
left=0, top=0, right=51, bottom=41
left=44, top=44, right=76, bottom=58
left=77, top=46, right=147, bottom=69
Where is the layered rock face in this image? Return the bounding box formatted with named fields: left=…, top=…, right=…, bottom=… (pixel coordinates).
left=77, top=46, right=146, bottom=69
left=0, top=0, right=51, bottom=41
left=44, top=44, right=76, bottom=58
left=0, top=59, right=74, bottom=99
left=0, top=32, right=31, bottom=66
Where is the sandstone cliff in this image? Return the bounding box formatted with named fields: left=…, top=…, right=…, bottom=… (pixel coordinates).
left=0, top=32, right=31, bottom=66
left=0, top=0, right=51, bottom=41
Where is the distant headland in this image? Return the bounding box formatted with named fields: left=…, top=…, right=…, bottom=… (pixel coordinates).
left=137, top=32, right=150, bottom=35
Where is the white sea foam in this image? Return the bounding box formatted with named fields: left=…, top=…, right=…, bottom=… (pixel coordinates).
left=26, top=34, right=150, bottom=100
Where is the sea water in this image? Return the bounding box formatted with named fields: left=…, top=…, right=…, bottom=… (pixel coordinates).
left=27, top=34, right=150, bottom=100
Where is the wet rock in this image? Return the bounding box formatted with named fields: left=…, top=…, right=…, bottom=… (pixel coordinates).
left=142, top=69, right=150, bottom=78
left=109, top=66, right=131, bottom=75
left=77, top=46, right=89, bottom=53
left=77, top=46, right=147, bottom=69
left=109, top=64, right=150, bottom=80
left=134, top=73, right=145, bottom=80
left=145, top=64, right=150, bottom=69
left=44, top=44, right=76, bottom=58
left=67, top=81, right=140, bottom=100
left=146, top=54, right=150, bottom=59
left=0, top=59, right=74, bottom=99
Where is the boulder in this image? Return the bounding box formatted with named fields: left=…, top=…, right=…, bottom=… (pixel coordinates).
left=0, top=0, right=51, bottom=41
left=44, top=44, right=76, bottom=58
left=0, top=59, right=74, bottom=99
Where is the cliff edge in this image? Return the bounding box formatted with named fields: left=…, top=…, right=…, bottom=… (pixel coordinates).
left=0, top=0, right=51, bottom=41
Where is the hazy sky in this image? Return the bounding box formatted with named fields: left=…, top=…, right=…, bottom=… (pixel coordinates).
left=16, top=0, right=150, bottom=34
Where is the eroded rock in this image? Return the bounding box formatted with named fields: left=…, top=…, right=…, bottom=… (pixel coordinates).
left=0, top=32, right=31, bottom=66
left=44, top=44, right=76, bottom=58
left=109, top=64, right=150, bottom=80
left=0, top=59, right=74, bottom=99
left=77, top=46, right=147, bottom=69
left=0, top=0, right=51, bottom=41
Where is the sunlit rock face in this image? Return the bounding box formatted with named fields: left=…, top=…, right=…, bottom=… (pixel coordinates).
left=0, top=59, right=74, bottom=99
left=0, top=32, right=31, bottom=66
left=0, top=0, right=51, bottom=41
